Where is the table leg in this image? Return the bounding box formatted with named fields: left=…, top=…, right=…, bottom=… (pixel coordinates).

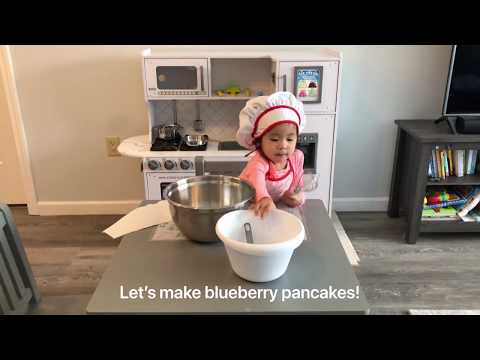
left=405, top=142, right=431, bottom=244
left=388, top=127, right=406, bottom=217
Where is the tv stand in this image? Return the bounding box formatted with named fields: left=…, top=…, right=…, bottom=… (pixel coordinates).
left=388, top=119, right=480, bottom=244
left=455, top=116, right=480, bottom=134
left=434, top=116, right=457, bottom=134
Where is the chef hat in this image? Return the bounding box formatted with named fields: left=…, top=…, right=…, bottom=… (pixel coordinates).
left=236, top=91, right=306, bottom=150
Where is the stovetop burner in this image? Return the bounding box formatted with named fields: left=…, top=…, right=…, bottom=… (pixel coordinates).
left=150, top=136, right=208, bottom=151
left=150, top=137, right=182, bottom=151
left=179, top=142, right=207, bottom=151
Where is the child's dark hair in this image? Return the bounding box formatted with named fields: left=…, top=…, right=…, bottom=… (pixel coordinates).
left=254, top=138, right=267, bottom=160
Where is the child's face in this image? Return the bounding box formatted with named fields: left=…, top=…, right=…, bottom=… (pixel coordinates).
left=260, top=123, right=297, bottom=164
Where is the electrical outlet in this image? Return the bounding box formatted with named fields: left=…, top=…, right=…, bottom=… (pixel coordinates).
left=106, top=136, right=121, bottom=157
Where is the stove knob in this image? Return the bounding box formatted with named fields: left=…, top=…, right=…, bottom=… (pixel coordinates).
left=164, top=160, right=176, bottom=170
left=180, top=160, right=192, bottom=170
left=147, top=160, right=160, bottom=170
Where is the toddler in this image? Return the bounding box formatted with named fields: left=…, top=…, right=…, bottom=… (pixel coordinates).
left=236, top=92, right=306, bottom=218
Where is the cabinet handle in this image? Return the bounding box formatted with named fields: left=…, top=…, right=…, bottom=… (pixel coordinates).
left=200, top=66, right=204, bottom=91
left=282, top=74, right=287, bottom=91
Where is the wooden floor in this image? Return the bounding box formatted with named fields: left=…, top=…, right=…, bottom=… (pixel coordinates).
left=9, top=205, right=480, bottom=315
left=338, top=212, right=480, bottom=314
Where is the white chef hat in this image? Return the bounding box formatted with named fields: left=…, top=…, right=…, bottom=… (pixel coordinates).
left=236, top=91, right=306, bottom=150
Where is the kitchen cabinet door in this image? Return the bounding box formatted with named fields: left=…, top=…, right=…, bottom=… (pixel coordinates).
left=278, top=61, right=339, bottom=114
left=302, top=114, right=336, bottom=214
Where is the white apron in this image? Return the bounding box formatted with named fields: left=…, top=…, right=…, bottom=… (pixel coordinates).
left=265, top=158, right=295, bottom=202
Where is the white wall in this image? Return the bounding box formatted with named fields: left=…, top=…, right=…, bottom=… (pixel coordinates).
left=9, top=45, right=452, bottom=213
left=0, top=51, right=26, bottom=204
left=331, top=45, right=452, bottom=210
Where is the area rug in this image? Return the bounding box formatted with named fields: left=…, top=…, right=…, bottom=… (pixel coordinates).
left=408, top=309, right=480, bottom=315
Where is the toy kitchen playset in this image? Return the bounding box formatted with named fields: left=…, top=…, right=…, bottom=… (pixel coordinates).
left=118, top=48, right=342, bottom=215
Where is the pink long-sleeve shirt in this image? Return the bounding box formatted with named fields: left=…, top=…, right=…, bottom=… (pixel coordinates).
left=240, top=149, right=305, bottom=205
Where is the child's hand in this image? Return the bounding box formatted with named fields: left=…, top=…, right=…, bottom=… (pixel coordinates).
left=250, top=197, right=276, bottom=219
left=281, top=190, right=304, bottom=208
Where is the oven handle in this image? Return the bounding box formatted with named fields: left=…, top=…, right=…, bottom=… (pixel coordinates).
left=200, top=157, right=248, bottom=177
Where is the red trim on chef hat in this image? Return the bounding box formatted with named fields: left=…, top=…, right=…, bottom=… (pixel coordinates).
left=236, top=92, right=306, bottom=150
left=251, top=105, right=302, bottom=141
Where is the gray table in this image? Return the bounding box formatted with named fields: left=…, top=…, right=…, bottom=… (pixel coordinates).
left=87, top=200, right=369, bottom=314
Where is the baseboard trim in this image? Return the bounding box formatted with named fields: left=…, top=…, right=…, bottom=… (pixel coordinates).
left=333, top=197, right=388, bottom=212
left=34, top=200, right=142, bottom=215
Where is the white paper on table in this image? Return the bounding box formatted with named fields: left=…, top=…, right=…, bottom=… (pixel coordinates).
left=103, top=200, right=172, bottom=239
left=151, top=221, right=188, bottom=241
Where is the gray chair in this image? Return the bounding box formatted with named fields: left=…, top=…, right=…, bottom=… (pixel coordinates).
left=0, top=203, right=41, bottom=314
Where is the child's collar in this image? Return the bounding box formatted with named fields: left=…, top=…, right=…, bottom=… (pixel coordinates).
left=266, top=158, right=294, bottom=182
left=270, top=158, right=289, bottom=171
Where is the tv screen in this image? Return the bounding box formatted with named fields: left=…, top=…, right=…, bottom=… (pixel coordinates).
left=443, top=45, right=480, bottom=116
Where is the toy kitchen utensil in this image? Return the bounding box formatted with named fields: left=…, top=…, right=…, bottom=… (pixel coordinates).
left=158, top=100, right=183, bottom=141
left=184, top=134, right=208, bottom=147
left=193, top=100, right=204, bottom=132
left=244, top=222, right=254, bottom=244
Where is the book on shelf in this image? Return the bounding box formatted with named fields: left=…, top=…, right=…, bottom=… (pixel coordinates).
left=457, top=188, right=480, bottom=217
left=468, top=149, right=478, bottom=175
left=438, top=147, right=444, bottom=179
left=466, top=150, right=473, bottom=175
left=471, top=149, right=476, bottom=174
left=427, top=146, right=479, bottom=180
left=458, top=207, right=480, bottom=222
left=423, top=187, right=467, bottom=209
left=442, top=150, right=448, bottom=178
left=424, top=197, right=467, bottom=209
left=422, top=216, right=459, bottom=221
left=430, top=149, right=438, bottom=178
left=454, top=149, right=465, bottom=177
left=448, top=147, right=454, bottom=176
left=428, top=160, right=433, bottom=178
left=421, top=186, right=480, bottom=222
left=422, top=206, right=458, bottom=221
left=423, top=187, right=472, bottom=209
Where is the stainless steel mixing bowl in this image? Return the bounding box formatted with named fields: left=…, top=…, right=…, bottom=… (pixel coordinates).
left=164, top=175, right=255, bottom=243
left=184, top=134, right=208, bottom=147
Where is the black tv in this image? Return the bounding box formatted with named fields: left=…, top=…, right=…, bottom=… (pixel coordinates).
left=443, top=45, right=480, bottom=116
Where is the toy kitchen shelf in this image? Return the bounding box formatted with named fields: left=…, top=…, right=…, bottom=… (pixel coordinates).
left=427, top=175, right=480, bottom=186
left=210, top=58, right=276, bottom=98
left=142, top=49, right=342, bottom=105
left=388, top=119, right=480, bottom=244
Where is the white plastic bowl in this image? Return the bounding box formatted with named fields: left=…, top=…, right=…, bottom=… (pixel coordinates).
left=215, top=209, right=305, bottom=282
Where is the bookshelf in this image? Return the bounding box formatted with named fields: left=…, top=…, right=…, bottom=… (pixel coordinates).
left=427, top=175, right=480, bottom=186
left=388, top=119, right=480, bottom=244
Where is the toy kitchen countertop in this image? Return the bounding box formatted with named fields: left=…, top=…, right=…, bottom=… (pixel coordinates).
left=118, top=135, right=250, bottom=159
